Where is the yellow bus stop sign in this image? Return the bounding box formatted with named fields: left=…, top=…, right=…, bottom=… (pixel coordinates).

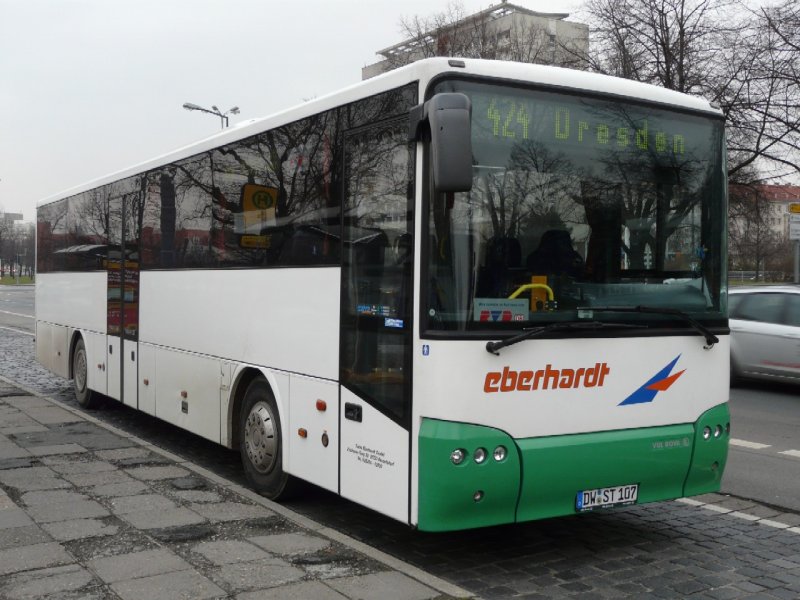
left=789, top=202, right=800, bottom=214
left=242, top=184, right=278, bottom=215
left=241, top=184, right=277, bottom=229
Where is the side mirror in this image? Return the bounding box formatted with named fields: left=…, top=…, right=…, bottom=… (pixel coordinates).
left=409, top=93, right=473, bottom=193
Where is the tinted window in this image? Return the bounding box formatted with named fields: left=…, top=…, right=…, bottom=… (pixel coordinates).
left=782, top=294, right=800, bottom=327
left=37, top=83, right=417, bottom=273
left=343, top=85, right=417, bottom=130
left=64, top=190, right=110, bottom=271
left=340, top=119, right=415, bottom=422
left=36, top=199, right=68, bottom=273
left=735, top=293, right=784, bottom=324
left=728, top=293, right=745, bottom=315
left=140, top=156, right=214, bottom=269
left=211, top=110, right=340, bottom=267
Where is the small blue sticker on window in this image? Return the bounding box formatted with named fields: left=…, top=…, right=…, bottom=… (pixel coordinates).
left=422, top=344, right=430, bottom=356
left=385, top=318, right=404, bottom=328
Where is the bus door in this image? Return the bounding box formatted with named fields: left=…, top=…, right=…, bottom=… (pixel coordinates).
left=106, top=184, right=141, bottom=407
left=339, top=118, right=415, bottom=523
left=106, top=194, right=123, bottom=402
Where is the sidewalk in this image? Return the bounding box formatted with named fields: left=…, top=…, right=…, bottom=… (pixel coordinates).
left=0, top=379, right=468, bottom=600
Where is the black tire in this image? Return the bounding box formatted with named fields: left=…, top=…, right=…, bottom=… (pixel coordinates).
left=239, top=378, right=301, bottom=500
left=72, top=338, right=101, bottom=409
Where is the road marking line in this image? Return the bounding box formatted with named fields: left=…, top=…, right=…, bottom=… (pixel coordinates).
left=0, top=325, right=34, bottom=336
left=676, top=498, right=704, bottom=506
left=0, top=309, right=34, bottom=319
left=778, top=449, right=800, bottom=458
left=759, top=519, right=791, bottom=529
left=728, top=511, right=761, bottom=521
left=675, top=499, right=800, bottom=534
left=703, top=504, right=733, bottom=514
left=730, top=438, right=772, bottom=450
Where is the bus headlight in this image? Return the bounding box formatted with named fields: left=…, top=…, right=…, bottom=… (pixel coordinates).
left=714, top=425, right=723, bottom=438
left=474, top=447, right=487, bottom=464
left=493, top=445, right=507, bottom=461
left=702, top=426, right=712, bottom=440
left=450, top=449, right=466, bottom=465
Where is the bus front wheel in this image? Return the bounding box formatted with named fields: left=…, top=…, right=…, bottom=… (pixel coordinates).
left=239, top=378, right=300, bottom=500
left=72, top=338, right=101, bottom=409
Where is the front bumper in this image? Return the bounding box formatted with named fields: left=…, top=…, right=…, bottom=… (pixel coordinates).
left=417, top=403, right=730, bottom=532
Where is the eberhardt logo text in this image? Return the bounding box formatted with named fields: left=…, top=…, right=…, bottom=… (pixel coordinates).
left=484, top=363, right=610, bottom=393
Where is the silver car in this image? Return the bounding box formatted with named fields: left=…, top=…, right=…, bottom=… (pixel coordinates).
left=729, top=285, right=800, bottom=384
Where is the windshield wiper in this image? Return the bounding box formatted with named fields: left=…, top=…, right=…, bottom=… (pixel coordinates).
left=485, top=321, right=646, bottom=355
left=577, top=305, right=719, bottom=349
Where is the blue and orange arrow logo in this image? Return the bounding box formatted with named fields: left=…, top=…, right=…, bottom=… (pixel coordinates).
left=619, top=355, right=685, bottom=406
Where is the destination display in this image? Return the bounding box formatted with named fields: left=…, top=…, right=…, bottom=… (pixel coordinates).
left=465, top=84, right=714, bottom=178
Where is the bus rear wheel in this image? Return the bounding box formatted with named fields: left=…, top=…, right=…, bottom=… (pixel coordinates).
left=72, top=338, right=101, bottom=409
left=239, top=378, right=300, bottom=500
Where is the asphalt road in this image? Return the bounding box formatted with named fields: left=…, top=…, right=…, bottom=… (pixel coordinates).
left=725, top=380, right=800, bottom=512
left=0, top=285, right=35, bottom=334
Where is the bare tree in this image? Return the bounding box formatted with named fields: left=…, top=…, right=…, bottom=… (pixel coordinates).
left=728, top=183, right=786, bottom=279
left=578, top=0, right=800, bottom=182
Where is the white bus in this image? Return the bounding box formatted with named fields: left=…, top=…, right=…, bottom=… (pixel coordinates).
left=36, top=58, right=730, bottom=531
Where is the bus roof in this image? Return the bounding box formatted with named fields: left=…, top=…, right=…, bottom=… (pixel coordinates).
left=38, top=57, right=721, bottom=209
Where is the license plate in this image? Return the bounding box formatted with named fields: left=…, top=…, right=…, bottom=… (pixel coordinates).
left=576, top=484, right=639, bottom=512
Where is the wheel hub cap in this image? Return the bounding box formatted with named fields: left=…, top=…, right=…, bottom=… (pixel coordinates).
left=244, top=401, right=276, bottom=473
left=75, top=350, right=87, bottom=392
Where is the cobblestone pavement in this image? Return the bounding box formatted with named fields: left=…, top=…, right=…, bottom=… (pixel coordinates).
left=0, top=364, right=463, bottom=597
left=2, top=328, right=800, bottom=599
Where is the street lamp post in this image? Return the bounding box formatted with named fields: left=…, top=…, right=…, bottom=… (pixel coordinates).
left=182, top=103, right=240, bottom=129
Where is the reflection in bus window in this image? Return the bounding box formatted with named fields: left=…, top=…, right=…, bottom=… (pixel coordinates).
left=426, top=80, right=725, bottom=332
left=341, top=119, right=415, bottom=423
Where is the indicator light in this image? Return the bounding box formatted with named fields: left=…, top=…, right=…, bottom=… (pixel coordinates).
left=473, top=490, right=484, bottom=502
left=474, top=448, right=487, bottom=464
left=714, top=425, right=722, bottom=438
left=702, top=426, right=711, bottom=440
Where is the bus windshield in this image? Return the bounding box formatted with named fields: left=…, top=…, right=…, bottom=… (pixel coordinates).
left=424, top=79, right=726, bottom=333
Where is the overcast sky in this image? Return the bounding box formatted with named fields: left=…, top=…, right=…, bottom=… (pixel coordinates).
left=0, top=0, right=579, bottom=223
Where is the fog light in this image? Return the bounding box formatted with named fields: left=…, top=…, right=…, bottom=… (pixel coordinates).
left=702, top=426, right=712, bottom=440
left=474, top=447, right=487, bottom=464
left=473, top=490, right=484, bottom=502
left=493, top=446, right=507, bottom=461
left=450, top=449, right=466, bottom=465
left=714, top=425, right=722, bottom=438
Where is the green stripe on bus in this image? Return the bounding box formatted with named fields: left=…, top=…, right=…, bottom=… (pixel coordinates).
left=418, top=419, right=520, bottom=532
left=683, top=403, right=730, bottom=497
left=516, top=423, right=694, bottom=522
